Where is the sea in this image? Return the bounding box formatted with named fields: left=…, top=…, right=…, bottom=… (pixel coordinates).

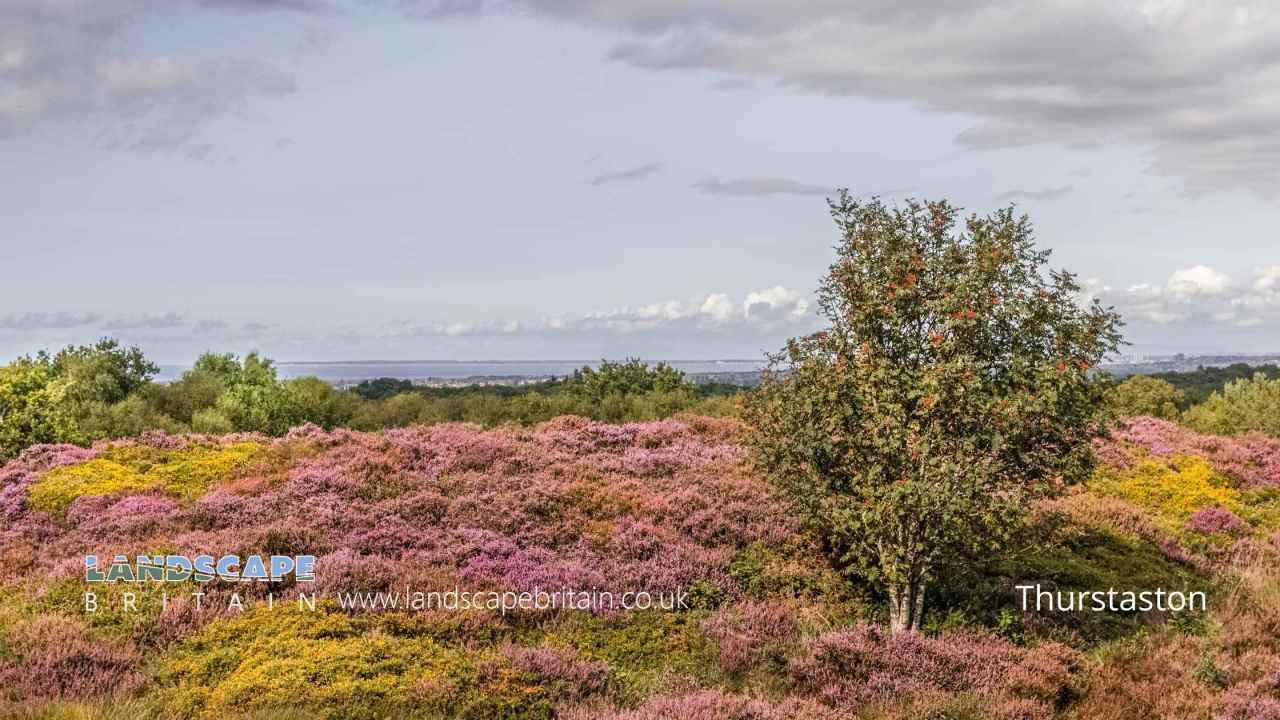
left=154, top=359, right=767, bottom=385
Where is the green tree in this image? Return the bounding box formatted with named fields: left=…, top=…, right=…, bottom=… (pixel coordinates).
left=1111, top=375, right=1184, bottom=420
left=49, top=338, right=158, bottom=407
left=0, top=339, right=158, bottom=458
left=745, top=194, right=1122, bottom=634
left=0, top=358, right=77, bottom=460
left=154, top=366, right=228, bottom=424
left=278, top=377, right=358, bottom=430
left=562, top=358, right=694, bottom=401
left=1151, top=363, right=1280, bottom=408
left=190, top=352, right=244, bottom=385
left=353, top=377, right=415, bottom=401
left=198, top=354, right=358, bottom=434
left=182, top=352, right=280, bottom=434
left=1182, top=373, right=1280, bottom=437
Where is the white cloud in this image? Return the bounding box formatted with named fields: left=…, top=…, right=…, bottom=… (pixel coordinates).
left=1091, top=265, right=1280, bottom=328
left=1166, top=265, right=1231, bottom=298
left=1251, top=265, right=1280, bottom=292
left=699, top=293, right=734, bottom=322
left=743, top=286, right=809, bottom=320
left=381, top=286, right=816, bottom=338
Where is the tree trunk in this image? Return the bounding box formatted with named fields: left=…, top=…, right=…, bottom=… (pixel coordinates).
left=887, top=575, right=927, bottom=634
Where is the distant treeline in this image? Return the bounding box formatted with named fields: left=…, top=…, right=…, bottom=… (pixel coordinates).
left=0, top=340, right=737, bottom=461
left=7, top=340, right=1278, bottom=462
left=350, top=375, right=746, bottom=401
left=1142, top=362, right=1280, bottom=408
left=1113, top=363, right=1280, bottom=437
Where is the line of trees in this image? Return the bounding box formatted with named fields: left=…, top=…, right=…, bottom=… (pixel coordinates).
left=1113, top=370, right=1280, bottom=436
left=0, top=349, right=735, bottom=461
left=1147, top=363, right=1280, bottom=408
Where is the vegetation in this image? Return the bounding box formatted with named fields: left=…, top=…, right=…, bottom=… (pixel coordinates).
left=1, top=414, right=1278, bottom=718
left=0, top=348, right=734, bottom=461
left=745, top=195, right=1122, bottom=633
left=1, top=340, right=161, bottom=460
left=1107, top=366, right=1280, bottom=438
left=1182, top=372, right=1280, bottom=437
left=1111, top=375, right=1184, bottom=420
left=1147, top=362, right=1280, bottom=408
left=3, top=200, right=1279, bottom=718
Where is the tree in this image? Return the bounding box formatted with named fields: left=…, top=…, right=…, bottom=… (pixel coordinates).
left=278, top=377, right=358, bottom=430
left=353, top=378, right=415, bottom=401
left=0, top=339, right=158, bottom=459
left=745, top=194, right=1122, bottom=634
left=0, top=358, right=77, bottom=460
left=49, top=338, right=157, bottom=407
left=1111, top=375, right=1184, bottom=420
left=562, top=359, right=695, bottom=401
left=1182, top=373, right=1280, bottom=437
left=1151, top=363, right=1280, bottom=408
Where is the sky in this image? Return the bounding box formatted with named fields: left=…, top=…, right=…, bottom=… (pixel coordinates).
left=2, top=0, right=1280, bottom=363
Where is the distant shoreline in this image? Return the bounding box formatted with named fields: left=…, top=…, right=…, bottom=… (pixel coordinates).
left=152, top=359, right=769, bottom=385
left=149, top=354, right=1280, bottom=387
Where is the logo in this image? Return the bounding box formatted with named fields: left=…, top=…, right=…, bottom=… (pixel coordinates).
left=85, top=554, right=316, bottom=583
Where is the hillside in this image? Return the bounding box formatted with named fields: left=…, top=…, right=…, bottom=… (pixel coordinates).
left=1, top=415, right=1278, bottom=719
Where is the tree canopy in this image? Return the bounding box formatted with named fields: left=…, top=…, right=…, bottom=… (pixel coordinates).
left=745, top=194, right=1123, bottom=633
left=1111, top=375, right=1184, bottom=420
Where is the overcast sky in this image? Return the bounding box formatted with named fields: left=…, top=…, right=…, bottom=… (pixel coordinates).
left=3, top=0, right=1279, bottom=363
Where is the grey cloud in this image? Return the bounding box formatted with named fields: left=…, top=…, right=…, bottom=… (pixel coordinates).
left=19, top=1, right=1277, bottom=194
left=693, top=176, right=834, bottom=197
left=192, top=319, right=233, bottom=334
left=102, top=312, right=188, bottom=330
left=0, top=312, right=101, bottom=331
left=0, top=1, right=295, bottom=151
left=198, top=0, right=332, bottom=11
left=708, top=77, right=754, bottom=91
left=995, top=185, right=1074, bottom=202
left=401, top=0, right=1280, bottom=195
left=590, top=161, right=663, bottom=185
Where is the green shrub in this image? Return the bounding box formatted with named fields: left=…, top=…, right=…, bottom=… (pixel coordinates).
left=1111, top=376, right=1184, bottom=420
left=1183, top=373, right=1280, bottom=437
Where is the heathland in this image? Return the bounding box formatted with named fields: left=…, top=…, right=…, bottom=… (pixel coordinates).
left=3, top=198, right=1279, bottom=719
left=0, top=408, right=1277, bottom=719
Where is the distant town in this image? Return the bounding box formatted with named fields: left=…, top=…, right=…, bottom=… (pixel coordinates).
left=320, top=353, right=1280, bottom=389
left=1100, top=353, right=1280, bottom=377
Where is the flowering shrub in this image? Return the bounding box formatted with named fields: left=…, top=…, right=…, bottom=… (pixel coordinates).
left=0, top=415, right=1277, bottom=718
left=0, top=443, right=98, bottom=538
left=0, top=614, right=143, bottom=703
left=26, top=441, right=261, bottom=515
left=560, top=689, right=843, bottom=720
left=500, top=644, right=610, bottom=701
left=789, top=624, right=1079, bottom=711
left=701, top=600, right=798, bottom=675
left=150, top=606, right=561, bottom=720
left=1090, top=456, right=1245, bottom=528
left=1099, top=416, right=1280, bottom=488
left=1188, top=506, right=1252, bottom=536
